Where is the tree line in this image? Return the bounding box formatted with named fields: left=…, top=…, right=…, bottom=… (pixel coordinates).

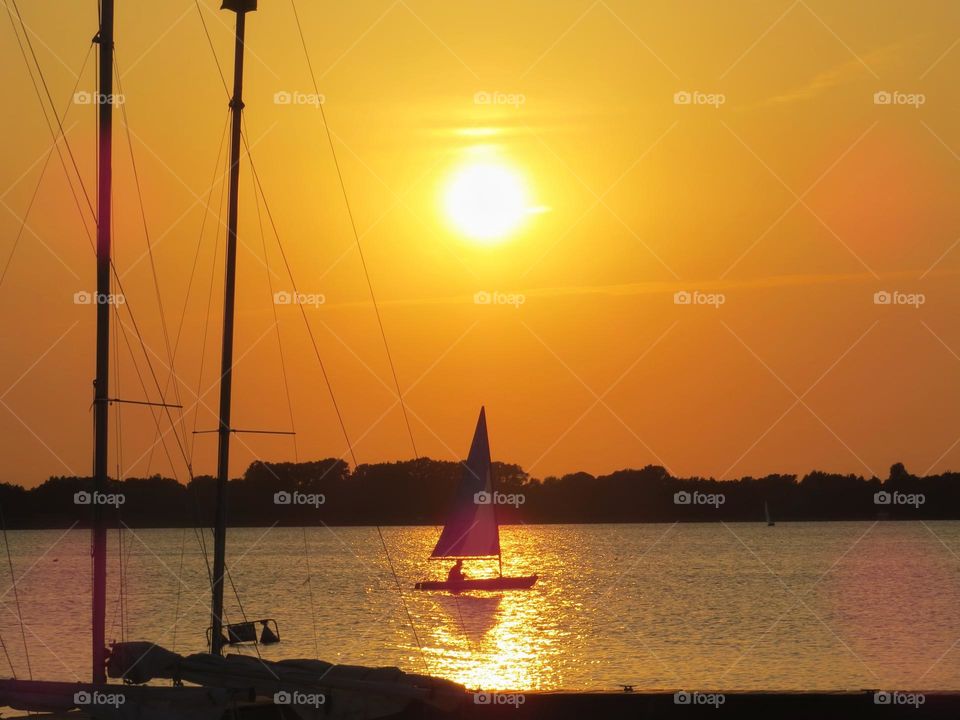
left=0, top=459, right=956, bottom=528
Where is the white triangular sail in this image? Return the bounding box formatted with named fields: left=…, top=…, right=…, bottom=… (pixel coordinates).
left=431, top=407, right=501, bottom=558
left=765, top=501, right=772, bottom=524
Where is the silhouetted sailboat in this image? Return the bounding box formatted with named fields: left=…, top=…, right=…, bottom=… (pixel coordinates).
left=765, top=501, right=775, bottom=527
left=415, top=408, right=537, bottom=592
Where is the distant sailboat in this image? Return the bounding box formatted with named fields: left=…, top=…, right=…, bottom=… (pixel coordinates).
left=415, top=408, right=537, bottom=591
left=765, top=501, right=775, bottom=527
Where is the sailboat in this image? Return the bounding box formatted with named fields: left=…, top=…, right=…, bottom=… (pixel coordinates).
left=1, top=1, right=465, bottom=717
left=765, top=501, right=775, bottom=527
left=415, top=408, right=537, bottom=592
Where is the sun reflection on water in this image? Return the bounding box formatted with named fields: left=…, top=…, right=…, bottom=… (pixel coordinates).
left=415, top=528, right=567, bottom=691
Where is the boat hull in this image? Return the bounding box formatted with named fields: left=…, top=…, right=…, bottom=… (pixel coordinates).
left=415, top=575, right=538, bottom=592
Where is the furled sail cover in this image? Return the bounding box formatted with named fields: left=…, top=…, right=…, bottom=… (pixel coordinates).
left=431, top=407, right=501, bottom=558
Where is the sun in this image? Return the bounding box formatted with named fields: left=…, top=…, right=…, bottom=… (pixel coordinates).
left=444, top=161, right=530, bottom=244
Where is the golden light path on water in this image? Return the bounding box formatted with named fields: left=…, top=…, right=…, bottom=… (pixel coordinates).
left=412, top=527, right=566, bottom=691
left=2, top=524, right=960, bottom=692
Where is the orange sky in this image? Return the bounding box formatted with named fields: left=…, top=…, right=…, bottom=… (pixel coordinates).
left=1, top=0, right=959, bottom=487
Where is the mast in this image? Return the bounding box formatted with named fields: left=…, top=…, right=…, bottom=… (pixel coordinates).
left=211, top=0, right=255, bottom=656
left=91, top=0, right=114, bottom=685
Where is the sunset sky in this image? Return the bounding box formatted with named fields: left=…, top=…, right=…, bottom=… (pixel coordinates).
left=1, top=0, right=959, bottom=487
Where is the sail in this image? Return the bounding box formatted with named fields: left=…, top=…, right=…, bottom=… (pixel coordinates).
left=764, top=501, right=771, bottom=523
left=431, top=407, right=501, bottom=558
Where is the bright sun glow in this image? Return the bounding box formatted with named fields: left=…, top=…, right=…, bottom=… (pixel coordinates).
left=444, top=162, right=530, bottom=243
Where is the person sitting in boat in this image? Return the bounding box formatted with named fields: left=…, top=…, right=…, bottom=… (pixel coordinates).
left=447, top=559, right=467, bottom=583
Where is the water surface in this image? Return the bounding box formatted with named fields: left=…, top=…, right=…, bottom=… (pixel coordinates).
left=0, top=522, right=958, bottom=691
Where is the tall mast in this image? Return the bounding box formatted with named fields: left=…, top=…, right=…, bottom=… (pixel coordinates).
left=92, top=0, right=114, bottom=685
left=211, top=0, right=255, bottom=656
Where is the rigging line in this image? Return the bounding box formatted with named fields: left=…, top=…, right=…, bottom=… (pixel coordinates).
left=115, top=308, right=182, bottom=478
left=168, top=115, right=231, bottom=469
left=110, top=274, right=194, bottom=476
left=171, top=528, right=186, bottom=652
left=0, top=503, right=32, bottom=679
left=189, top=128, right=231, bottom=463
left=301, top=528, right=319, bottom=659
left=112, top=301, right=124, bottom=481
left=193, top=0, right=230, bottom=100
left=376, top=526, right=430, bottom=674
left=248, top=149, right=299, bottom=462
left=197, top=0, right=346, bottom=465
left=7, top=0, right=96, bottom=222
left=0, top=43, right=95, bottom=290
left=243, top=141, right=357, bottom=466
left=0, top=630, right=15, bottom=680
left=112, top=54, right=191, bottom=451
left=289, top=0, right=419, bottom=459
left=288, top=0, right=429, bottom=670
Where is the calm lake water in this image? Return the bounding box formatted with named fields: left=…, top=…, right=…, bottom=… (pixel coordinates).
left=0, top=522, right=958, bottom=691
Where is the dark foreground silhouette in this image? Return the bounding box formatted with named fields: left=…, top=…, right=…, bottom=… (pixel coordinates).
left=0, top=460, right=956, bottom=527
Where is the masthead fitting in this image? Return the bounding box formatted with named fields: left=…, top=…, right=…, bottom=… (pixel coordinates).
left=221, top=0, right=256, bottom=12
